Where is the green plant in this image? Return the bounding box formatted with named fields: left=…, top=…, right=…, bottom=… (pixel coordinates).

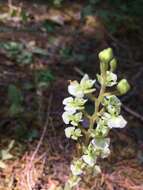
left=0, top=41, right=49, bottom=65
left=82, top=0, right=143, bottom=33
left=50, top=0, right=64, bottom=6
left=36, top=69, right=55, bottom=88
left=10, top=8, right=29, bottom=22
left=62, top=48, right=130, bottom=188
left=8, top=84, right=24, bottom=116
left=0, top=41, right=33, bottom=65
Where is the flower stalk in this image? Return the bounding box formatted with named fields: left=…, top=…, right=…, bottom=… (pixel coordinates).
left=62, top=48, right=130, bottom=189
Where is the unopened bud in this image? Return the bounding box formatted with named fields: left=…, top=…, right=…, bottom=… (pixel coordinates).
left=98, top=48, right=113, bottom=63
left=117, top=79, right=130, bottom=95
left=110, top=58, right=117, bottom=72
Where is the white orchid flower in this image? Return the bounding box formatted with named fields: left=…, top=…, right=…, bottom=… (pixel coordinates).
left=97, top=71, right=117, bottom=87
left=70, top=164, right=83, bottom=176
left=71, top=128, right=82, bottom=140
left=68, top=74, right=96, bottom=98
left=107, top=115, right=127, bottom=128
left=80, top=74, right=96, bottom=94
left=63, top=97, right=87, bottom=114
left=65, top=127, right=82, bottom=140
left=103, top=95, right=121, bottom=115
left=65, top=127, right=75, bottom=138
left=95, top=121, right=109, bottom=138
left=62, top=112, right=83, bottom=126
left=92, top=138, right=110, bottom=150
left=106, top=71, right=117, bottom=87
left=82, top=154, right=96, bottom=167
left=70, top=159, right=85, bottom=176
left=91, top=138, right=110, bottom=158
left=68, top=81, right=84, bottom=98
left=62, top=111, right=71, bottom=124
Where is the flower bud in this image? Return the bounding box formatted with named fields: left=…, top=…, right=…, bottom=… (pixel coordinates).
left=117, top=79, right=130, bottom=95
left=98, top=48, right=113, bottom=63
left=110, top=58, right=117, bottom=72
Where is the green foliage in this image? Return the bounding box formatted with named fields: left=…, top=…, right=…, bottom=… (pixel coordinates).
left=53, top=0, right=64, bottom=6
left=43, top=19, right=62, bottom=32
left=10, top=7, right=29, bottom=22
left=46, top=0, right=143, bottom=33
left=17, top=50, right=33, bottom=65
left=36, top=69, right=55, bottom=88
left=82, top=0, right=143, bottom=33
left=0, top=41, right=23, bottom=57
left=15, top=124, right=39, bottom=141
left=0, top=41, right=50, bottom=65
left=8, top=84, right=24, bottom=116
left=0, top=41, right=33, bottom=65
left=20, top=10, right=29, bottom=22
left=25, top=129, right=39, bottom=141
left=60, top=47, right=73, bottom=59
left=31, top=47, right=48, bottom=56
left=7, top=69, right=54, bottom=139
left=48, top=0, right=64, bottom=6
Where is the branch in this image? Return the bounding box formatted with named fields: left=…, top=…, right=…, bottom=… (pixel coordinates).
left=27, top=94, right=53, bottom=190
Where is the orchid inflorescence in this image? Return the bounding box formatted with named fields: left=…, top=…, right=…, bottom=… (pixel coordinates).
left=62, top=48, right=130, bottom=188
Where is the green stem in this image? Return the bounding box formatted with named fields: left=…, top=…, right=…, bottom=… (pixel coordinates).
left=103, top=90, right=119, bottom=97
left=83, top=71, right=107, bottom=147
left=92, top=69, right=107, bottom=123
left=82, top=110, right=91, bottom=120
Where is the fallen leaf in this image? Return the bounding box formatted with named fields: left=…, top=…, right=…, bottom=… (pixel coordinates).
left=0, top=160, right=6, bottom=169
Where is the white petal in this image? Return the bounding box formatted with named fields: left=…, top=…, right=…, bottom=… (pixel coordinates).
left=107, top=115, right=127, bottom=128
left=101, top=148, right=110, bottom=158
left=63, top=97, right=73, bottom=105
left=65, top=127, right=75, bottom=138
left=68, top=82, right=84, bottom=98
left=80, top=74, right=89, bottom=84
left=70, top=164, right=82, bottom=176
left=71, top=121, right=79, bottom=126
left=106, top=71, right=117, bottom=87
left=92, top=138, right=110, bottom=150
left=62, top=112, right=70, bottom=124
left=76, top=112, right=83, bottom=119
left=82, top=155, right=96, bottom=167
left=64, top=105, right=76, bottom=114
left=89, top=79, right=96, bottom=87
left=80, top=74, right=96, bottom=89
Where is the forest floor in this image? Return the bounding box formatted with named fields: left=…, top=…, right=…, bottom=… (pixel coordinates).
left=0, top=1, right=143, bottom=190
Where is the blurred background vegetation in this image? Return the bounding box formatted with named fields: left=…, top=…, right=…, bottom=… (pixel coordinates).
left=0, top=0, right=143, bottom=189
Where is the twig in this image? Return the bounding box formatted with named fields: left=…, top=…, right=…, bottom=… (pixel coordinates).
left=122, top=104, right=143, bottom=122
left=27, top=94, right=53, bottom=190
left=74, top=66, right=143, bottom=123
left=31, top=94, right=52, bottom=165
